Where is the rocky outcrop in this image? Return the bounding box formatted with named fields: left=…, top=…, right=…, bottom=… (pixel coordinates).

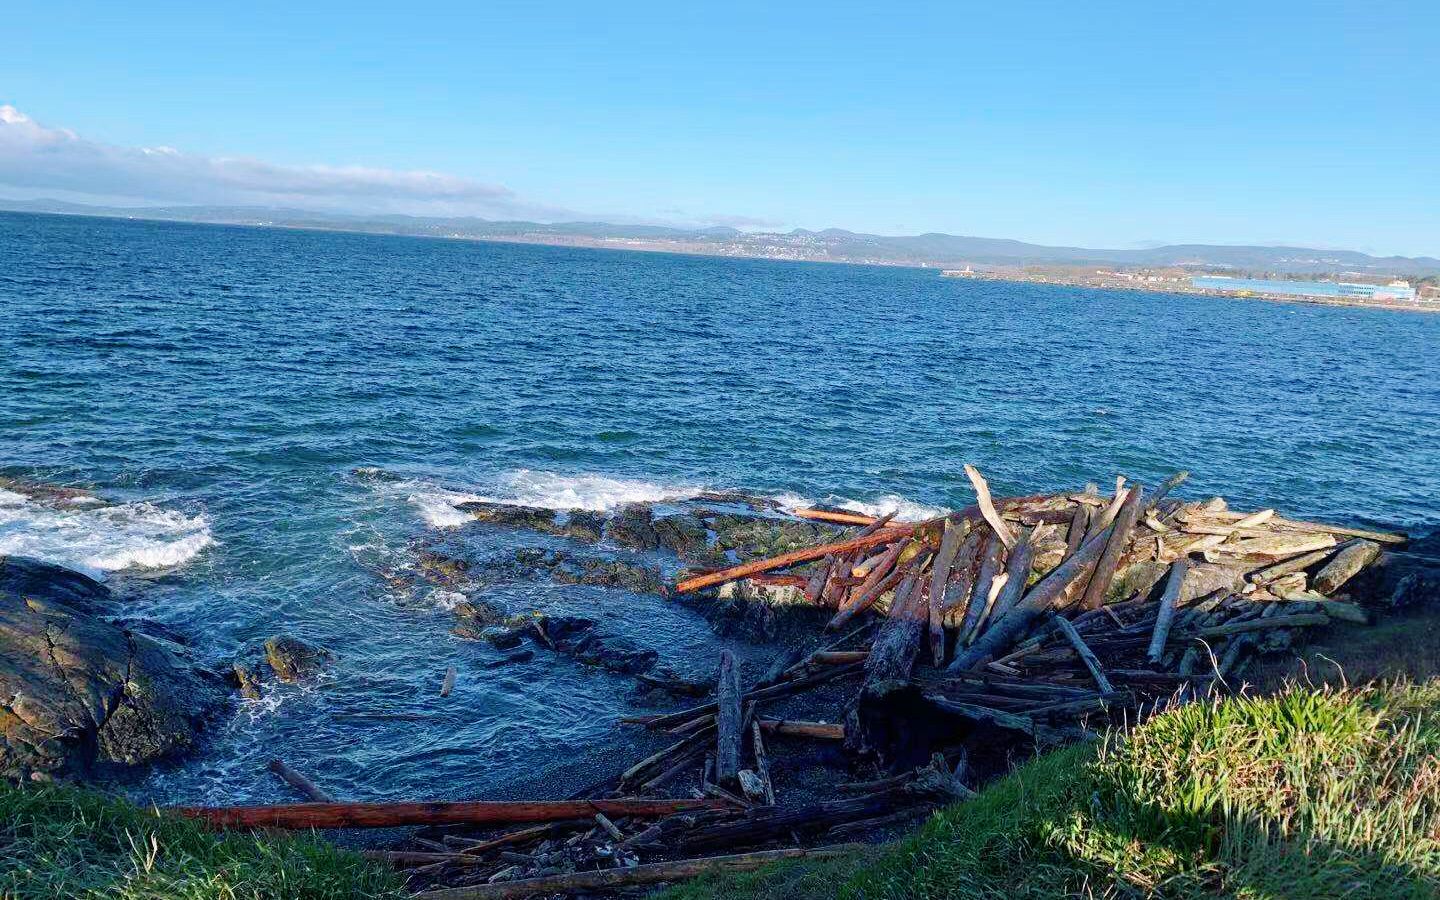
left=263, top=635, right=332, bottom=683
left=453, top=611, right=658, bottom=676
left=0, top=556, right=223, bottom=781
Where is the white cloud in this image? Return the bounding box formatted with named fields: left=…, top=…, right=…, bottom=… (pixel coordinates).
left=0, top=105, right=559, bottom=217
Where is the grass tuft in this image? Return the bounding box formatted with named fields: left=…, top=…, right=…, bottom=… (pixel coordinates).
left=0, top=782, right=404, bottom=899
left=665, top=681, right=1440, bottom=899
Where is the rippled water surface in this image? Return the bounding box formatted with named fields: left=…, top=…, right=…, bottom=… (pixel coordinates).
left=2, top=210, right=1438, bottom=804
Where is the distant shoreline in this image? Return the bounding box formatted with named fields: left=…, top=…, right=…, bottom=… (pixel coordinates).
left=7, top=206, right=1438, bottom=314
left=941, top=270, right=1440, bottom=315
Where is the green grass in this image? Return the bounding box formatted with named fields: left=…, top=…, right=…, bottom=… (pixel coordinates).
left=0, top=783, right=405, bottom=899
left=666, top=681, right=1440, bottom=899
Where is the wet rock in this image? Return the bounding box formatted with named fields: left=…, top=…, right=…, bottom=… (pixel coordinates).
left=453, top=599, right=505, bottom=626
left=708, top=514, right=842, bottom=561
left=0, top=557, right=223, bottom=781
left=263, top=635, right=332, bottom=683
left=552, top=558, right=667, bottom=595
left=416, top=551, right=470, bottom=585
left=652, top=514, right=711, bottom=561
left=516, top=612, right=660, bottom=677
left=682, top=577, right=830, bottom=642
left=0, top=555, right=112, bottom=615
left=232, top=663, right=263, bottom=701
left=562, top=510, right=606, bottom=543
left=456, top=501, right=562, bottom=534
left=606, top=503, right=659, bottom=550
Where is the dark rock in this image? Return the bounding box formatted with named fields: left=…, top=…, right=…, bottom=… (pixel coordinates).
left=678, top=577, right=829, bottom=643
left=606, top=503, right=659, bottom=550
left=0, top=555, right=112, bottom=615
left=553, top=559, right=667, bottom=595
left=707, top=514, right=843, bottom=561
left=0, top=557, right=223, bottom=781
left=562, top=510, right=606, bottom=543
left=456, top=501, right=562, bottom=534
left=416, top=551, right=470, bottom=585
left=467, top=625, right=526, bottom=649
left=652, top=514, right=711, bottom=560
left=453, top=599, right=505, bottom=626
left=232, top=663, right=263, bottom=701
left=263, top=635, right=332, bottom=683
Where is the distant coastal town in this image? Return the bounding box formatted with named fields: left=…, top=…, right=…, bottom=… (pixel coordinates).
left=940, top=266, right=1439, bottom=312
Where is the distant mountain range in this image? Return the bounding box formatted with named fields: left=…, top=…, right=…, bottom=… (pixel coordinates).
left=5, top=197, right=1437, bottom=277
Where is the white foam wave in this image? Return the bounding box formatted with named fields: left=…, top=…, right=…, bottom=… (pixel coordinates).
left=773, top=490, right=946, bottom=523
left=0, top=491, right=214, bottom=579
left=478, top=469, right=706, bottom=513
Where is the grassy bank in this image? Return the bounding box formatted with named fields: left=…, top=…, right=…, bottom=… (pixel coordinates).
left=667, top=681, right=1440, bottom=899
left=0, top=782, right=403, bottom=900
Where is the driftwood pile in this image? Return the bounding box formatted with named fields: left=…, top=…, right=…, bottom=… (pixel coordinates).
left=174, top=467, right=1407, bottom=899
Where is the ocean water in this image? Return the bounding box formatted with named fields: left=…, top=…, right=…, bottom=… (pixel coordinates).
left=2, top=210, right=1438, bottom=805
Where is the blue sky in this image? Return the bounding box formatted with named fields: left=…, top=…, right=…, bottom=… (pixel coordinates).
left=3, top=1, right=1438, bottom=255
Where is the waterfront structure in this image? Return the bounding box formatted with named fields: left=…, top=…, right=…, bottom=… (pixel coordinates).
left=1192, top=276, right=1417, bottom=303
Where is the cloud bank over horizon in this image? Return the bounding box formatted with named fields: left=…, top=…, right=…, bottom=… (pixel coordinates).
left=0, top=105, right=587, bottom=221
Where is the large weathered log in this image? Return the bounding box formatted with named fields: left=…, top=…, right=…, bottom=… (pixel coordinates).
left=1079, top=485, right=1143, bottom=610
left=412, top=847, right=858, bottom=900
left=267, top=759, right=335, bottom=803
left=1312, top=539, right=1382, bottom=594
left=1085, top=479, right=1128, bottom=543
left=173, top=798, right=731, bottom=830
left=964, top=464, right=1016, bottom=548
left=1246, top=547, right=1336, bottom=585
left=958, top=531, right=1004, bottom=643
left=863, top=567, right=929, bottom=695
left=750, top=721, right=776, bottom=805
left=949, top=520, right=1116, bottom=672
left=1142, top=471, right=1189, bottom=514
left=983, top=528, right=1036, bottom=631
left=1212, top=533, right=1336, bottom=558
left=1146, top=559, right=1188, bottom=664
left=758, top=719, right=845, bottom=740
left=927, top=519, right=969, bottom=663
left=715, top=651, right=742, bottom=785
left=675, top=527, right=914, bottom=593
left=1193, top=510, right=1406, bottom=545
left=1063, top=503, right=1089, bottom=560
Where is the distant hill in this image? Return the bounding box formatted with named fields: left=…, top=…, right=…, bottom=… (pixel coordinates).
left=3, top=198, right=1436, bottom=277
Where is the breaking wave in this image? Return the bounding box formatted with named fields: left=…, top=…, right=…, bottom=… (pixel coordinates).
left=0, top=488, right=215, bottom=579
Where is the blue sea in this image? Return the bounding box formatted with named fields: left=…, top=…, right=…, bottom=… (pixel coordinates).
left=2, top=210, right=1438, bottom=805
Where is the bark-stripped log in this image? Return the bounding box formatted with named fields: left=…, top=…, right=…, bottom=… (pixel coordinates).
left=949, top=520, right=1116, bottom=672
left=1146, top=559, right=1188, bottom=664
left=927, top=519, right=969, bottom=664
left=1312, top=539, right=1382, bottom=595
left=964, top=464, right=1015, bottom=548
left=715, top=650, right=743, bottom=785
left=1079, top=485, right=1143, bottom=610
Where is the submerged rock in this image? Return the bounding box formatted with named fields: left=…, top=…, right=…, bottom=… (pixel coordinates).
left=263, top=635, right=332, bottom=683
left=562, top=510, right=606, bottom=542
left=0, top=556, right=223, bottom=781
